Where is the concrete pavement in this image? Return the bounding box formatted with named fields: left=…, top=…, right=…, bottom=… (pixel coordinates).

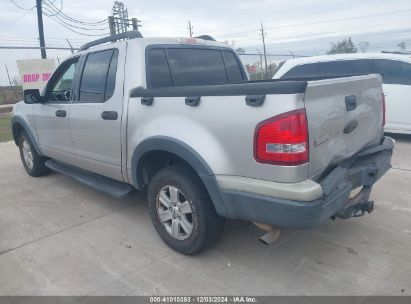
left=0, top=136, right=410, bottom=295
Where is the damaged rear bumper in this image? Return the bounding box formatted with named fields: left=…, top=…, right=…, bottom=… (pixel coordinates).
left=219, top=137, right=394, bottom=229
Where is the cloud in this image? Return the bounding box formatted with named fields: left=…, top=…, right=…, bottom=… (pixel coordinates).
left=0, top=0, right=409, bottom=54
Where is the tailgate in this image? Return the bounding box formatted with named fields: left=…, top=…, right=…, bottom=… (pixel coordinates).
left=304, top=75, right=384, bottom=178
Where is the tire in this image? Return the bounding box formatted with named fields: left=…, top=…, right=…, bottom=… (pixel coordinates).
left=148, top=164, right=224, bottom=255
left=18, top=131, right=50, bottom=177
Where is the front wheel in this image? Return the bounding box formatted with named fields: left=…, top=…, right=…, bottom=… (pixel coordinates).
left=148, top=165, right=224, bottom=255
left=18, top=131, right=50, bottom=177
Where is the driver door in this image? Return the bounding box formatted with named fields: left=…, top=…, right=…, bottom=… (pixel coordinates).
left=33, top=57, right=79, bottom=164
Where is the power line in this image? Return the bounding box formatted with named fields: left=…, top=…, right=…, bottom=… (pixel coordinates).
left=42, top=6, right=109, bottom=31
left=229, top=19, right=411, bottom=45
left=42, top=0, right=63, bottom=17
left=215, top=8, right=411, bottom=39
left=9, top=0, right=36, bottom=10
left=43, top=14, right=110, bottom=36
left=43, top=0, right=108, bottom=25
left=212, top=0, right=398, bottom=36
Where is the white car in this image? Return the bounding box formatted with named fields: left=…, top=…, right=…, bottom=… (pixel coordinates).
left=273, top=53, right=411, bottom=134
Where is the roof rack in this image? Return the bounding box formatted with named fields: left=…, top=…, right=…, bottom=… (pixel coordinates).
left=195, top=35, right=216, bottom=41
left=79, top=30, right=143, bottom=51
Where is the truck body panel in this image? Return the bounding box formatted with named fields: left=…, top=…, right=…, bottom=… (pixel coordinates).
left=11, top=35, right=393, bottom=240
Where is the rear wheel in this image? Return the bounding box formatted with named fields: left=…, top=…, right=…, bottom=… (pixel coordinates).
left=18, top=132, right=50, bottom=177
left=148, top=164, right=224, bottom=255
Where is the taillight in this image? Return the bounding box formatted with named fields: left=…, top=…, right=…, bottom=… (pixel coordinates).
left=382, top=93, right=386, bottom=127
left=254, top=109, right=309, bottom=166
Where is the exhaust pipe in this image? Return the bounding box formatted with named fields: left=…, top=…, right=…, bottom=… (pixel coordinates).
left=253, top=222, right=280, bottom=245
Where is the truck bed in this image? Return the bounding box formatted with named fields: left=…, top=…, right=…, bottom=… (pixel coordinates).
left=128, top=75, right=384, bottom=183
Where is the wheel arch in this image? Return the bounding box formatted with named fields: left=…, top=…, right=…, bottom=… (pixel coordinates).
left=11, top=116, right=42, bottom=155
left=130, top=136, right=228, bottom=216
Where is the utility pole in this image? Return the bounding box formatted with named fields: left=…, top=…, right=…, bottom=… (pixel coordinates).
left=256, top=49, right=264, bottom=80
left=187, top=21, right=193, bottom=38
left=36, top=0, right=47, bottom=59
left=260, top=23, right=268, bottom=78
left=131, top=18, right=142, bottom=31
left=108, top=16, right=116, bottom=36
left=112, top=1, right=129, bottom=34
left=66, top=39, right=74, bottom=54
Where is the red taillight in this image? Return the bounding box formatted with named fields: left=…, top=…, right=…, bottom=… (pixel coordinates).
left=382, top=93, right=386, bottom=127
left=254, top=109, right=309, bottom=166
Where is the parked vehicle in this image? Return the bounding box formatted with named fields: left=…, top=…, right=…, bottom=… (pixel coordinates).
left=273, top=53, right=411, bottom=134
left=12, top=32, right=394, bottom=254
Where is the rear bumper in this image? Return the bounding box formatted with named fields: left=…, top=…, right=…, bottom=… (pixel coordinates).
left=217, top=137, right=394, bottom=229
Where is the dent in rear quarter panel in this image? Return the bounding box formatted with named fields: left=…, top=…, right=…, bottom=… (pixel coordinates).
left=304, top=75, right=384, bottom=178
left=127, top=92, right=308, bottom=183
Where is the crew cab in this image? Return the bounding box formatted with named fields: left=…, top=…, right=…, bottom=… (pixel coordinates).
left=12, top=31, right=394, bottom=254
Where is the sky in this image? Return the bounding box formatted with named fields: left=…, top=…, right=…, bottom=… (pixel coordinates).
left=0, top=0, right=411, bottom=55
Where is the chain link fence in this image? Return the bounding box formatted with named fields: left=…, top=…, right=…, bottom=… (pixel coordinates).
left=0, top=46, right=76, bottom=111
left=238, top=53, right=307, bottom=80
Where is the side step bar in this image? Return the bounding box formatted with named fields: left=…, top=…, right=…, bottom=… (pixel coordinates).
left=45, top=160, right=134, bottom=198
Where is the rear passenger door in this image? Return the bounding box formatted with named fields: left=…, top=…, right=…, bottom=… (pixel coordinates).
left=69, top=46, right=125, bottom=181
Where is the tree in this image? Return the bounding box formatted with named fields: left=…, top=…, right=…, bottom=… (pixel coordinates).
left=235, top=48, right=246, bottom=54
left=398, top=42, right=407, bottom=51
left=358, top=41, right=370, bottom=53
left=327, top=37, right=358, bottom=54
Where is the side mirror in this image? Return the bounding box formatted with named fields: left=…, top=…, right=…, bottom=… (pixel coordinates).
left=24, top=89, right=42, bottom=104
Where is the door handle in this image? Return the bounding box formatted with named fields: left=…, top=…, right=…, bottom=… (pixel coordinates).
left=55, top=110, right=67, bottom=117
left=185, top=96, right=201, bottom=107
left=245, top=95, right=265, bottom=107
left=345, top=95, right=357, bottom=111
left=141, top=97, right=154, bottom=106
left=101, top=111, right=118, bottom=120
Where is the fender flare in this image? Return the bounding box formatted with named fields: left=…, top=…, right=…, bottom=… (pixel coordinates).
left=11, top=116, right=42, bottom=155
left=130, top=136, right=228, bottom=216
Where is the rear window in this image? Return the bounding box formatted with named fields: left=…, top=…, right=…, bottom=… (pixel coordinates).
left=282, top=59, right=373, bottom=79
left=317, top=60, right=373, bottom=77
left=147, top=47, right=244, bottom=87
left=222, top=51, right=243, bottom=82
left=148, top=49, right=172, bottom=88
left=282, top=63, right=318, bottom=78
left=375, top=59, right=411, bottom=85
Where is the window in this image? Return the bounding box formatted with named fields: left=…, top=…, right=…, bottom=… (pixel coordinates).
left=165, top=48, right=228, bottom=86
left=148, top=49, right=172, bottom=88
left=105, top=51, right=118, bottom=100
left=147, top=47, right=245, bottom=87
left=375, top=59, right=411, bottom=85
left=317, top=60, right=373, bottom=77
left=78, top=49, right=118, bottom=103
left=47, top=58, right=79, bottom=102
left=282, top=63, right=318, bottom=79
left=222, top=51, right=243, bottom=82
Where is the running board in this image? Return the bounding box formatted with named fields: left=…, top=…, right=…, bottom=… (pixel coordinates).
left=45, top=160, right=134, bottom=198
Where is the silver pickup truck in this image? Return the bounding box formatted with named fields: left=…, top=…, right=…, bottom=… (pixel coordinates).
left=12, top=31, right=394, bottom=254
